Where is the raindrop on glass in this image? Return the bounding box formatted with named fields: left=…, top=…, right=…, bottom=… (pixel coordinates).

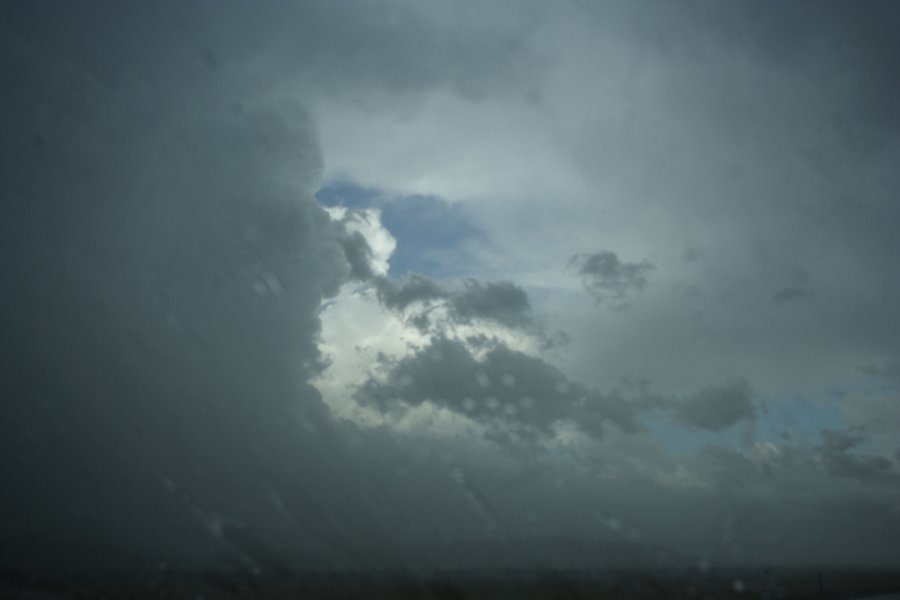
left=252, top=279, right=269, bottom=296
left=475, top=371, right=491, bottom=388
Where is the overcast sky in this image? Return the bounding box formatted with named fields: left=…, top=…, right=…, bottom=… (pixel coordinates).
left=3, top=0, right=900, bottom=573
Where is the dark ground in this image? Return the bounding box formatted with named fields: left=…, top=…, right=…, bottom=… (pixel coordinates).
left=3, top=567, right=900, bottom=599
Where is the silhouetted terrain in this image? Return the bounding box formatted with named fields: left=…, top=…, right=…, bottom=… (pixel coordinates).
left=3, top=566, right=900, bottom=599
left=4, top=535, right=900, bottom=598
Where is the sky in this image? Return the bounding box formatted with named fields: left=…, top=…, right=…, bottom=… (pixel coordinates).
left=2, top=0, right=900, bottom=573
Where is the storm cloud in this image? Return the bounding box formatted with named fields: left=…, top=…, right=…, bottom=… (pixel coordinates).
left=355, top=336, right=644, bottom=441
left=569, top=251, right=654, bottom=309
left=817, top=428, right=899, bottom=485
left=675, top=379, right=756, bottom=432
left=4, top=0, right=900, bottom=576
left=0, top=0, right=542, bottom=570
left=374, top=274, right=539, bottom=336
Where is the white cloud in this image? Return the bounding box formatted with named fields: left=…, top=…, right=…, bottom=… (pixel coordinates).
left=325, top=207, right=397, bottom=276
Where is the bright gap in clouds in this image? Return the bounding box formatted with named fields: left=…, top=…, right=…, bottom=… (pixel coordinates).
left=314, top=181, right=550, bottom=433
left=316, top=181, right=487, bottom=279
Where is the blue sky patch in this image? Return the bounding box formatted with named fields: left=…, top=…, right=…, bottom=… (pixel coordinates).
left=642, top=416, right=744, bottom=457
left=317, top=181, right=486, bottom=279
left=643, top=390, right=848, bottom=458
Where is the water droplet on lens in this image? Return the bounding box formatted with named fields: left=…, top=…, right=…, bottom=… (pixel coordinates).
left=252, top=279, right=268, bottom=296
left=475, top=371, right=491, bottom=388
left=262, top=271, right=283, bottom=296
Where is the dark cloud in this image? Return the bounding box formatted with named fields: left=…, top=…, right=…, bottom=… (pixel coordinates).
left=356, top=332, right=760, bottom=445
left=275, top=0, right=545, bottom=103
left=0, top=51, right=378, bottom=568
left=340, top=229, right=380, bottom=281
left=450, top=279, right=532, bottom=329
left=859, top=360, right=900, bottom=384
left=354, top=336, right=644, bottom=441
left=716, top=1, right=900, bottom=148
left=817, top=428, right=899, bottom=485
left=697, top=445, right=760, bottom=486
left=0, top=0, right=547, bottom=571
left=375, top=274, right=449, bottom=311
left=771, top=268, right=816, bottom=306
left=771, top=286, right=816, bottom=305
left=675, top=379, right=756, bottom=432
left=820, top=428, right=866, bottom=453
left=569, top=251, right=654, bottom=308
left=374, top=274, right=539, bottom=335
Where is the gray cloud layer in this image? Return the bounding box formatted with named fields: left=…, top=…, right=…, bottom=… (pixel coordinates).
left=0, top=0, right=542, bottom=571
left=375, top=274, right=542, bottom=338
left=569, top=251, right=654, bottom=309
left=355, top=336, right=645, bottom=441
left=675, top=379, right=756, bottom=432
left=356, top=336, right=763, bottom=442
left=4, top=0, right=900, bottom=573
